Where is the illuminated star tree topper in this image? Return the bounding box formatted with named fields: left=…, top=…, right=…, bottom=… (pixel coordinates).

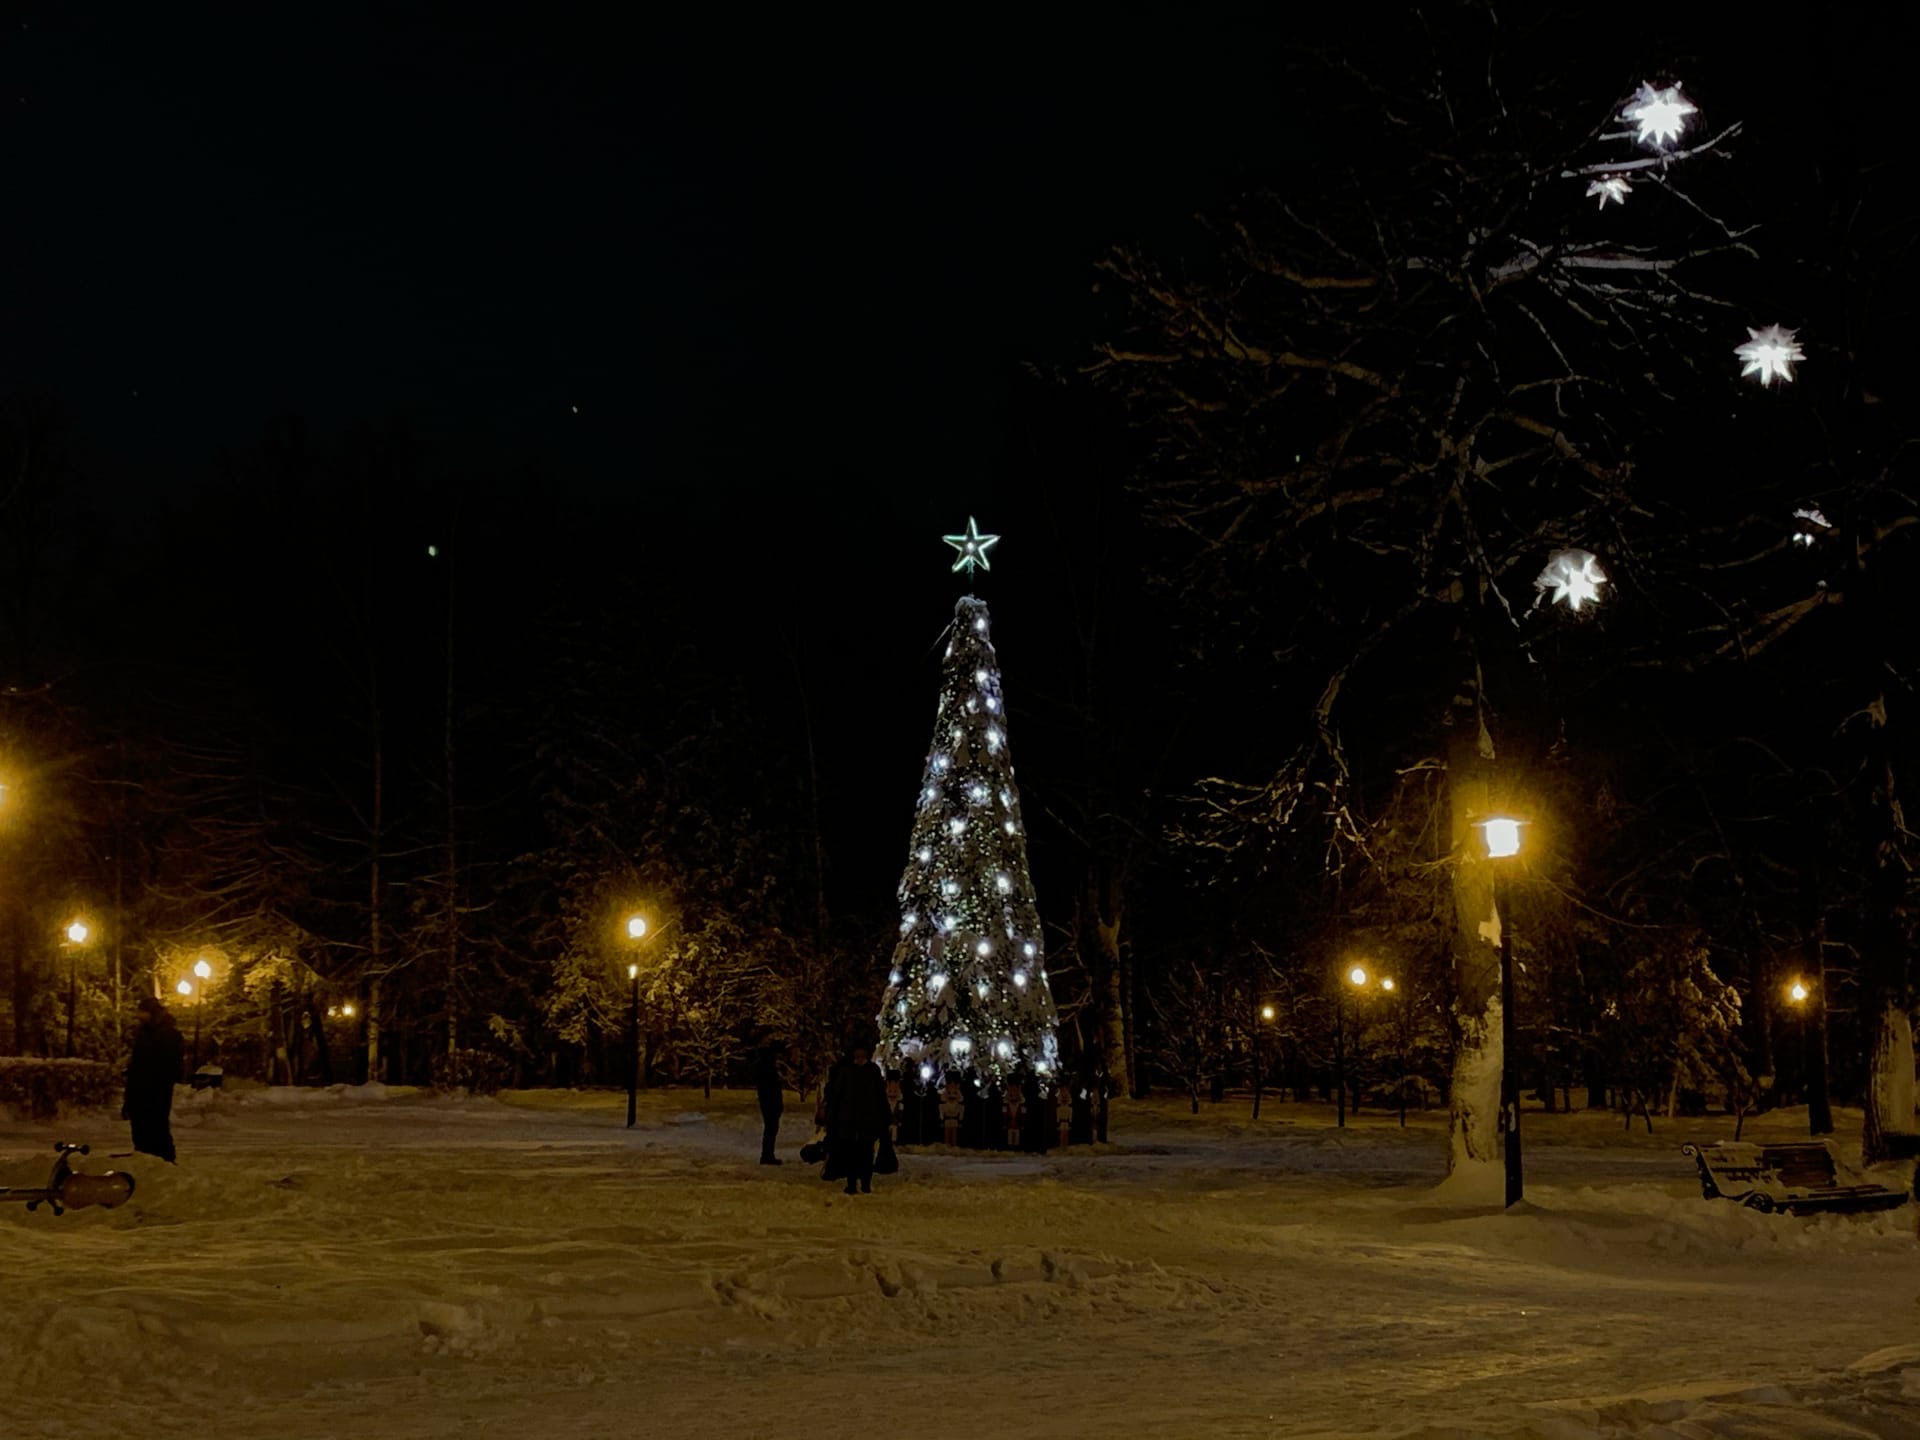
left=1620, top=81, right=1697, bottom=148
left=1535, top=548, right=1608, bottom=612
left=1734, top=324, right=1805, bottom=387
left=943, top=516, right=1000, bottom=575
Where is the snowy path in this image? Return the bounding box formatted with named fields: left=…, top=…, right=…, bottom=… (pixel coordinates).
left=3, top=1090, right=1916, bottom=1439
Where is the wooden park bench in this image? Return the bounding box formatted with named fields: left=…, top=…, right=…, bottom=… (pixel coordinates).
left=1681, top=1139, right=1909, bottom=1217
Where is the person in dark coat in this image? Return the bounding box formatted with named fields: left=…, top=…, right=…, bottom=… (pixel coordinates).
left=124, top=995, right=186, bottom=1163
left=823, top=1043, right=890, bottom=1195
left=753, top=1037, right=786, bottom=1165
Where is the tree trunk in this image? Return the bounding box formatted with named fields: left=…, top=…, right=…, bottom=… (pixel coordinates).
left=1863, top=1003, right=1915, bottom=1164
left=1446, top=718, right=1503, bottom=1182
left=1087, top=872, right=1131, bottom=1094
left=443, top=539, right=460, bottom=1056
left=1803, top=909, right=1834, bottom=1137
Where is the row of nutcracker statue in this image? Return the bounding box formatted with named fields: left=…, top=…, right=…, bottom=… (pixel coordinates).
left=880, top=1066, right=1114, bottom=1151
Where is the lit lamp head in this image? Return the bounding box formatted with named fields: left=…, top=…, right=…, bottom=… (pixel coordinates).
left=176, top=979, right=193, bottom=998
left=626, top=915, right=648, bottom=941
left=1478, top=817, right=1525, bottom=860
left=627, top=963, right=639, bottom=981
left=1788, top=979, right=1809, bottom=1005
left=67, top=920, right=90, bottom=945
left=193, top=958, right=213, bottom=981
left=1347, top=965, right=1369, bottom=989
left=1380, top=977, right=1396, bottom=993
left=1260, top=1004, right=1276, bottom=1022
left=342, top=1003, right=355, bottom=1018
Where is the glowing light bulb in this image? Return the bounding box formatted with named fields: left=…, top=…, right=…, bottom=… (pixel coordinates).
left=1022, top=942, right=1036, bottom=959
left=950, top=1033, right=972, bottom=1056
left=987, top=697, right=999, bottom=712
left=1004, top=820, right=1016, bottom=834
left=928, top=974, right=947, bottom=995
left=974, top=618, right=987, bottom=632
left=889, top=969, right=902, bottom=985
left=976, top=670, right=988, bottom=686
left=995, top=873, right=1011, bottom=894
left=976, top=939, right=992, bottom=957
left=977, top=981, right=990, bottom=998
left=995, top=1039, right=1013, bottom=1059
left=919, top=1063, right=934, bottom=1081
left=1348, top=966, right=1369, bottom=987
left=1479, top=817, right=1523, bottom=859
left=948, top=817, right=967, bottom=836
left=932, top=755, right=949, bottom=773
left=986, top=727, right=1002, bottom=752
left=918, top=847, right=932, bottom=863
left=1013, top=971, right=1028, bottom=989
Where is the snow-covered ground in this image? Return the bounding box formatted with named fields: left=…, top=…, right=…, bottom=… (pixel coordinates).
left=3, top=1086, right=1915, bottom=1439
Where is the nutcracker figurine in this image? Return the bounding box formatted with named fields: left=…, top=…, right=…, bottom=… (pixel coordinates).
left=1054, top=1084, right=1073, bottom=1149
left=1002, top=1079, right=1025, bottom=1151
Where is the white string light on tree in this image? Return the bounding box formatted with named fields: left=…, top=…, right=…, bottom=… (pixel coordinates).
left=1620, top=81, right=1697, bottom=148
left=1585, top=175, right=1631, bottom=209
left=1534, top=548, right=1608, bottom=612
left=876, top=522, right=1060, bottom=1089
left=1735, top=324, right=1805, bottom=387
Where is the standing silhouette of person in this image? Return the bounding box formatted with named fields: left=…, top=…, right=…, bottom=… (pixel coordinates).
left=124, top=995, right=185, bottom=1163
left=754, top=1036, right=786, bottom=1165
left=825, top=1043, right=890, bottom=1195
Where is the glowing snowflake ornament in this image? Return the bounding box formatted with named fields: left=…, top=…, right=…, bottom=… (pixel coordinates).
left=1586, top=175, right=1632, bottom=209
left=1621, top=82, right=1696, bottom=148
left=1535, top=548, right=1608, bottom=612
left=1735, top=325, right=1805, bottom=387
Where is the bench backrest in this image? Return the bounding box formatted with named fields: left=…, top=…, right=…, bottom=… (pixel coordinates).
left=1760, top=1145, right=1840, bottom=1189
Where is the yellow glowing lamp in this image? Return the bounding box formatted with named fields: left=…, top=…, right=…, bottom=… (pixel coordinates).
left=176, top=979, right=193, bottom=997
left=342, top=1003, right=356, bottom=1018
left=193, top=958, right=213, bottom=980
left=1478, top=817, right=1524, bottom=860
left=627, top=963, right=639, bottom=980
left=1348, top=965, right=1369, bottom=988
left=1788, top=980, right=1809, bottom=1004
left=1381, top=977, right=1396, bottom=992
left=1260, top=1004, right=1276, bottom=1021
left=626, top=915, right=648, bottom=941
left=67, top=920, right=90, bottom=945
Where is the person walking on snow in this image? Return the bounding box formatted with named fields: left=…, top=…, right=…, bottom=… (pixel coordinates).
left=124, top=995, right=185, bottom=1163
left=824, top=1043, right=890, bottom=1195
left=754, top=1036, right=786, bottom=1165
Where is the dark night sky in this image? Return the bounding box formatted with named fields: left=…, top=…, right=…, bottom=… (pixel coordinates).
left=5, top=6, right=1914, bottom=928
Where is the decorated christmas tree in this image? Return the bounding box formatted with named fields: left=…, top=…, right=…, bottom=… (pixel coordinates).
left=877, top=519, right=1059, bottom=1089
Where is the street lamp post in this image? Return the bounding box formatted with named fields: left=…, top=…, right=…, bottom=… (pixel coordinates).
left=1381, top=976, right=1408, bottom=1128
left=1785, top=977, right=1831, bottom=1136
left=625, top=914, right=648, bottom=1129
left=1337, top=965, right=1369, bottom=1127
left=1254, top=1002, right=1275, bottom=1120
left=190, top=958, right=213, bottom=1073
left=1478, top=816, right=1525, bottom=1208
left=63, top=921, right=91, bottom=1058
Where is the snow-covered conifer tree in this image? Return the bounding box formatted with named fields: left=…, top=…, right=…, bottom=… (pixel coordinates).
left=877, top=524, right=1059, bottom=1089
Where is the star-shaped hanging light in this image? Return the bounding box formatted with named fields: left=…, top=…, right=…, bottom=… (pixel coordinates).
left=1734, top=324, right=1805, bottom=387
left=1586, top=175, right=1632, bottom=209
left=943, top=516, right=1000, bottom=575
left=1535, top=548, right=1608, bottom=612
left=1620, top=82, right=1697, bottom=148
